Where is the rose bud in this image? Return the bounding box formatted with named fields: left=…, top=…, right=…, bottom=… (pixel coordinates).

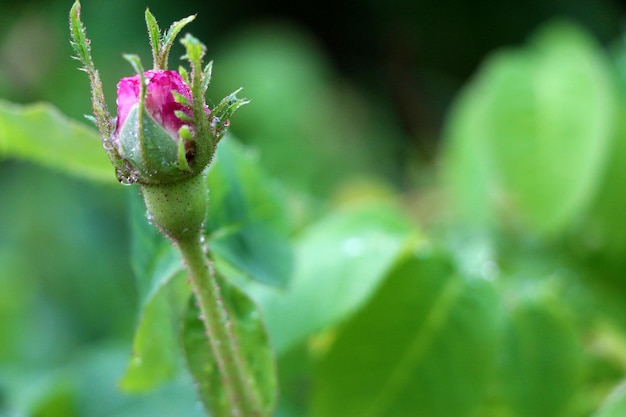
left=115, top=69, right=197, bottom=184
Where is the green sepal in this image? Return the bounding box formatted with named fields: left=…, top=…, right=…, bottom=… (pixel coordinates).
left=177, top=134, right=191, bottom=172
left=201, top=61, right=213, bottom=94
left=179, top=125, right=194, bottom=141
left=178, top=66, right=190, bottom=85
left=172, top=91, right=192, bottom=107
left=145, top=9, right=161, bottom=68
left=145, top=7, right=196, bottom=70
left=160, top=15, right=196, bottom=69
left=118, top=105, right=190, bottom=183
left=174, top=110, right=194, bottom=124
left=180, top=33, right=205, bottom=65
left=69, top=0, right=120, bottom=174
left=210, top=90, right=250, bottom=142
left=180, top=33, right=212, bottom=166
left=69, top=1, right=92, bottom=67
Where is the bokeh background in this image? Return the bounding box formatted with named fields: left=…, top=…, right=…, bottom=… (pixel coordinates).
left=2, top=0, right=626, bottom=415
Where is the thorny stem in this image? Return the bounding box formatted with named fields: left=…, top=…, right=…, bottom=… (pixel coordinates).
left=177, top=235, right=262, bottom=417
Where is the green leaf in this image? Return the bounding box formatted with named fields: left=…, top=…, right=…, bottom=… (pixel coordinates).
left=206, top=138, right=293, bottom=287
left=311, top=255, right=500, bottom=417
left=442, top=21, right=616, bottom=235
left=441, top=75, right=495, bottom=228
left=209, top=25, right=402, bottom=195
left=499, top=298, right=583, bottom=417
left=594, top=383, right=626, bottom=417
left=76, top=346, right=205, bottom=417
left=239, top=202, right=416, bottom=353
left=211, top=223, right=292, bottom=287
left=120, top=193, right=190, bottom=392
left=577, top=39, right=626, bottom=254
left=182, top=273, right=277, bottom=416
left=0, top=100, right=113, bottom=183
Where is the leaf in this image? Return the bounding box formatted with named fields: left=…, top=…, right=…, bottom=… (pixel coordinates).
left=76, top=346, right=205, bottom=417
left=120, top=193, right=190, bottom=392
left=578, top=39, right=626, bottom=254
left=0, top=99, right=113, bottom=183
left=593, top=383, right=626, bottom=417
left=311, top=254, right=500, bottom=417
left=499, top=298, right=583, bottom=417
left=238, top=202, right=416, bottom=354
left=209, top=26, right=402, bottom=195
left=442, top=21, right=616, bottom=235
left=182, top=273, right=277, bottom=416
left=210, top=223, right=292, bottom=287
left=441, top=75, right=496, bottom=228
left=206, top=138, right=293, bottom=287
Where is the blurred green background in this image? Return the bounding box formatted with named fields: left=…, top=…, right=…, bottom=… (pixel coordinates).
left=3, top=0, right=626, bottom=415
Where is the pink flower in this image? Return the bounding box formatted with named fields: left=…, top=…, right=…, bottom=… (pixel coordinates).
left=115, top=70, right=193, bottom=139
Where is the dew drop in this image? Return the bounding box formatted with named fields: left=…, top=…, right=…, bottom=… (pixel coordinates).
left=103, top=140, right=115, bottom=152
left=116, top=168, right=135, bottom=186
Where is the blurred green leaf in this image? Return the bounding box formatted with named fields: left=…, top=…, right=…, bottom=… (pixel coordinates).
left=3, top=371, right=78, bottom=417
left=120, top=194, right=189, bottom=392
left=593, top=383, right=626, bottom=417
left=499, top=297, right=583, bottom=417
left=30, top=381, right=77, bottom=417
left=119, top=270, right=189, bottom=392
left=579, top=113, right=626, bottom=254
left=239, top=202, right=417, bottom=354
left=311, top=254, right=500, bottom=417
left=443, top=21, right=616, bottom=235
left=76, top=346, right=204, bottom=417
left=273, top=344, right=313, bottom=417
left=210, top=223, right=292, bottom=287
left=0, top=99, right=114, bottom=183
left=212, top=25, right=400, bottom=194
left=182, top=273, right=277, bottom=416
left=206, top=138, right=293, bottom=287
left=578, top=38, right=626, bottom=254
left=441, top=78, right=495, bottom=228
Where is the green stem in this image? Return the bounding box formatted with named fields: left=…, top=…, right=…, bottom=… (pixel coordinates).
left=177, top=235, right=262, bottom=417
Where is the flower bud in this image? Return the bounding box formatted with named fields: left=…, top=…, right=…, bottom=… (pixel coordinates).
left=115, top=69, right=196, bottom=184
